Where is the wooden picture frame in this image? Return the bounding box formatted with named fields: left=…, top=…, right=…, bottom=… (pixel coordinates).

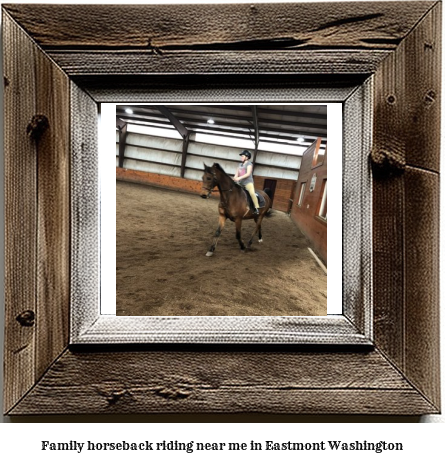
left=2, top=2, right=441, bottom=415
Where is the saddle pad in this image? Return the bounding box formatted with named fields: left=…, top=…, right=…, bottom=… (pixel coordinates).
left=242, top=186, right=266, bottom=210
left=255, top=192, right=266, bottom=208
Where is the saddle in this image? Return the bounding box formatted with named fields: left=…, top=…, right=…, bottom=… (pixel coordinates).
left=243, top=187, right=266, bottom=211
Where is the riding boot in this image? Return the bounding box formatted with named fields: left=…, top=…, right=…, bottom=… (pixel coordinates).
left=254, top=208, right=259, bottom=215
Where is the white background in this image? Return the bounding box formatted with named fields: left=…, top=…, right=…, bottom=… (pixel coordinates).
left=0, top=0, right=444, bottom=461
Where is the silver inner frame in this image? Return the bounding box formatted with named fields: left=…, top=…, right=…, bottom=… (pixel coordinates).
left=70, top=81, right=373, bottom=345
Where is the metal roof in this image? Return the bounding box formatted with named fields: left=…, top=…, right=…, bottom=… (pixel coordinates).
left=116, top=104, right=327, bottom=150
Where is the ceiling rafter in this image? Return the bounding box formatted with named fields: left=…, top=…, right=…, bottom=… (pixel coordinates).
left=156, top=105, right=189, bottom=138
left=117, top=104, right=328, bottom=147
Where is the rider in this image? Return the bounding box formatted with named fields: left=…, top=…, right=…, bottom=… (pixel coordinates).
left=233, top=149, right=260, bottom=215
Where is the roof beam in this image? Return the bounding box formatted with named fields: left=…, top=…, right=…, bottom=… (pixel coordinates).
left=180, top=132, right=191, bottom=178
left=157, top=105, right=189, bottom=138
left=116, top=116, right=127, bottom=130
left=117, top=120, right=128, bottom=168
left=119, top=117, right=326, bottom=142
left=211, top=105, right=328, bottom=120
left=117, top=112, right=326, bottom=138
left=164, top=107, right=327, bottom=130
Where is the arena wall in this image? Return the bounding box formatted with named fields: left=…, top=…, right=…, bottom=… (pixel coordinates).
left=116, top=168, right=296, bottom=214
left=290, top=139, right=327, bottom=263
left=116, top=127, right=302, bottom=214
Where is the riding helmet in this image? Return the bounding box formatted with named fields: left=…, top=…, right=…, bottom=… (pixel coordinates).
left=239, top=150, right=252, bottom=159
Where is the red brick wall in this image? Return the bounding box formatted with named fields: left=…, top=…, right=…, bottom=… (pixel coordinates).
left=255, top=176, right=297, bottom=213
left=290, top=140, right=327, bottom=264
left=116, top=167, right=208, bottom=196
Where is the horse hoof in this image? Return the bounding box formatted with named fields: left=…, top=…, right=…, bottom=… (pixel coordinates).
left=258, top=239, right=263, bottom=243
left=206, top=251, right=214, bottom=257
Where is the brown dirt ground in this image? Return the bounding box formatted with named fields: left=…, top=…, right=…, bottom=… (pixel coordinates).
left=116, top=181, right=327, bottom=316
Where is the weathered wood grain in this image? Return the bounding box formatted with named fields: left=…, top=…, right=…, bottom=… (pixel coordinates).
left=404, top=2, right=441, bottom=172
left=74, top=315, right=370, bottom=346
left=372, top=175, right=405, bottom=366
left=371, top=2, right=441, bottom=412
left=342, top=80, right=372, bottom=335
left=3, top=13, right=38, bottom=414
left=80, top=75, right=363, bottom=105
left=35, top=37, right=71, bottom=381
left=372, top=20, right=409, bottom=372
left=70, top=83, right=100, bottom=339
left=2, top=2, right=436, bottom=49
left=404, top=168, right=440, bottom=408
left=3, top=10, right=72, bottom=413
left=8, top=349, right=438, bottom=415
left=46, top=50, right=391, bottom=76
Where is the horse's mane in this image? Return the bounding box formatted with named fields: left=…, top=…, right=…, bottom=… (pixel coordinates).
left=213, top=162, right=227, bottom=174
left=213, top=163, right=238, bottom=187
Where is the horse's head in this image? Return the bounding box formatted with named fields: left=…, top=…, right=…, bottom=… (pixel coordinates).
left=200, top=164, right=217, bottom=198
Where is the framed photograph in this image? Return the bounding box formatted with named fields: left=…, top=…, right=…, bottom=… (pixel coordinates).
left=3, top=2, right=440, bottom=415
left=112, top=102, right=339, bottom=323
left=113, top=103, right=333, bottom=320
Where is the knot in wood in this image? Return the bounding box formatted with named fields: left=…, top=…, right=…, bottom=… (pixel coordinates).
left=154, top=386, right=191, bottom=400
left=27, top=114, right=49, bottom=141
left=105, top=389, right=128, bottom=405
left=370, top=145, right=405, bottom=178
left=96, top=385, right=130, bottom=405
left=16, top=310, right=35, bottom=327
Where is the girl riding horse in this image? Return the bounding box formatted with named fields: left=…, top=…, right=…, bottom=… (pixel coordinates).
left=201, top=162, right=271, bottom=256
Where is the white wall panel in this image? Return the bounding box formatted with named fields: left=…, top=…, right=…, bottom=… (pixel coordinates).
left=184, top=168, right=203, bottom=181
left=188, top=141, right=242, bottom=162
left=256, top=151, right=302, bottom=170
left=126, top=132, right=183, bottom=152
left=120, top=132, right=302, bottom=183
left=254, top=165, right=299, bottom=180
left=185, top=155, right=237, bottom=175
left=126, top=146, right=181, bottom=166
left=124, top=159, right=181, bottom=177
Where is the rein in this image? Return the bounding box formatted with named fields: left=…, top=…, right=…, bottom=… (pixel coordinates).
left=202, top=186, right=233, bottom=193
left=202, top=172, right=238, bottom=193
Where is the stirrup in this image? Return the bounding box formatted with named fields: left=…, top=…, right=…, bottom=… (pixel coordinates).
left=254, top=208, right=260, bottom=215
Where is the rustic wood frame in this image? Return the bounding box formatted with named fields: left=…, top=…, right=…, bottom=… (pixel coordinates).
left=2, top=2, right=441, bottom=415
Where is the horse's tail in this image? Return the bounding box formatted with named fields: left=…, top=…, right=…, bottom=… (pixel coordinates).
left=264, top=187, right=272, bottom=198
left=263, top=188, right=273, bottom=216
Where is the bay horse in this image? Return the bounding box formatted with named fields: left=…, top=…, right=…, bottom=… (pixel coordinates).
left=200, top=163, right=272, bottom=256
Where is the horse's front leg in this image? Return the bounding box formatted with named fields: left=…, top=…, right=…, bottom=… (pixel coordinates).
left=206, top=214, right=226, bottom=256
left=235, top=217, right=246, bottom=251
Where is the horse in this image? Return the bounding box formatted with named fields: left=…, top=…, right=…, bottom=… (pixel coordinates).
left=200, top=163, right=272, bottom=256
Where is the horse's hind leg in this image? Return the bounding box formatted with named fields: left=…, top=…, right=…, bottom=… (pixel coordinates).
left=235, top=217, right=246, bottom=251
left=248, top=216, right=263, bottom=248
left=255, top=217, right=263, bottom=242
left=206, top=214, right=226, bottom=256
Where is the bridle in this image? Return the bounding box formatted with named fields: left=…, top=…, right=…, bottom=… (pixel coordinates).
left=201, top=171, right=234, bottom=194
left=201, top=186, right=233, bottom=194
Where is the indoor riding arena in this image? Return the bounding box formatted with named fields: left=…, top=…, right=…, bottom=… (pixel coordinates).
left=116, top=105, right=328, bottom=317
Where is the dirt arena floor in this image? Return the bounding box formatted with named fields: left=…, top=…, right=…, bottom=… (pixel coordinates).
left=116, top=181, right=327, bottom=317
